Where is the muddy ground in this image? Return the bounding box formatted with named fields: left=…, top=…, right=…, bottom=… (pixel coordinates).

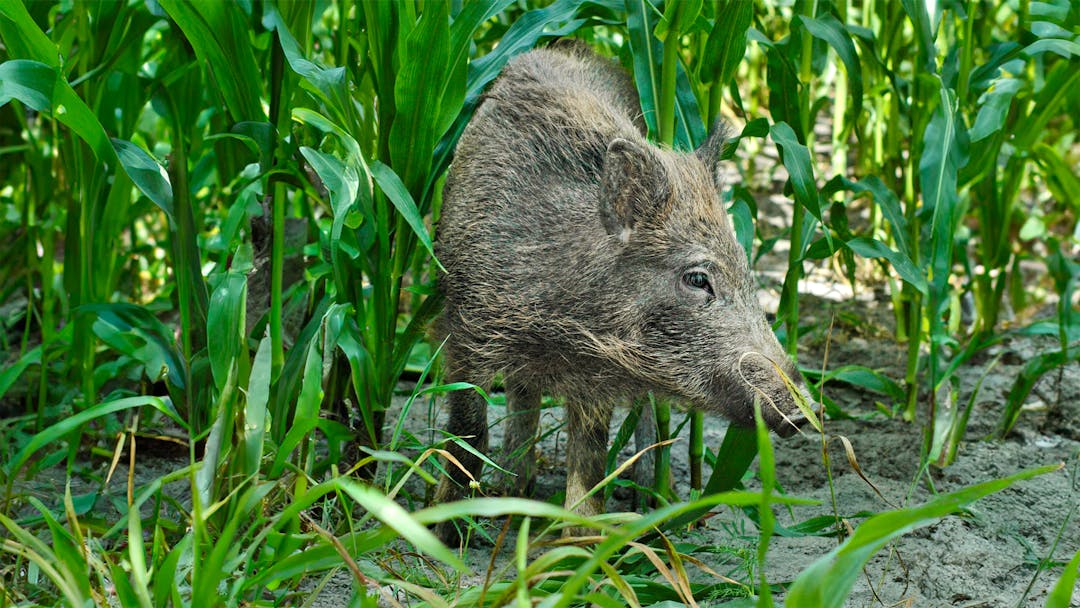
left=8, top=298, right=1077, bottom=608
left=347, top=302, right=1078, bottom=608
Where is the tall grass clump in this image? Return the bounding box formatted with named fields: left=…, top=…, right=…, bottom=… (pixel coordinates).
left=0, top=0, right=1076, bottom=606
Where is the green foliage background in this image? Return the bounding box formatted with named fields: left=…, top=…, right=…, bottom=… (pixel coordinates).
left=0, top=0, right=1077, bottom=606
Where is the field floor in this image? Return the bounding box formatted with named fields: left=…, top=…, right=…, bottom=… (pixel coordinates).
left=9, top=293, right=1078, bottom=607
left=760, top=315, right=1080, bottom=607
left=324, top=293, right=1080, bottom=607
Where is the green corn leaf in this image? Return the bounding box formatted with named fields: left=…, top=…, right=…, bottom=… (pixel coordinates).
left=770, top=122, right=830, bottom=248
left=112, top=138, right=174, bottom=218
left=673, top=55, right=706, bottom=148
left=30, top=497, right=91, bottom=601
left=440, top=1, right=512, bottom=141
left=0, top=59, right=52, bottom=109
left=996, top=345, right=1080, bottom=437
left=970, top=77, right=1023, bottom=142
left=242, top=336, right=272, bottom=477
left=846, top=237, right=928, bottom=295
left=1030, top=0, right=1071, bottom=23
left=754, top=399, right=777, bottom=606
left=270, top=327, right=324, bottom=477
left=1013, top=61, right=1080, bottom=152
left=1023, top=38, right=1080, bottom=59
left=1032, top=144, right=1080, bottom=214
left=729, top=190, right=756, bottom=263
left=626, top=0, right=663, bottom=139
left=815, top=365, right=907, bottom=403
left=334, top=320, right=380, bottom=443
left=0, top=514, right=91, bottom=608
left=0, top=60, right=115, bottom=167
left=193, top=484, right=275, bottom=604
left=466, top=0, right=592, bottom=103
left=0, top=61, right=175, bottom=216
left=244, top=529, right=398, bottom=590
left=785, top=464, right=1063, bottom=607
left=900, top=0, right=939, bottom=71
left=706, top=424, right=758, bottom=495
left=264, top=6, right=353, bottom=128
left=830, top=176, right=911, bottom=259
left=152, top=534, right=192, bottom=607
left=196, top=364, right=237, bottom=506
left=432, top=0, right=604, bottom=192
left=0, top=0, right=59, bottom=66
left=920, top=81, right=967, bottom=297
left=654, top=423, right=759, bottom=534
left=340, top=479, right=469, bottom=573
left=369, top=160, right=439, bottom=267
left=770, top=121, right=820, bottom=219
left=109, top=562, right=146, bottom=608
left=156, top=0, right=265, bottom=122
left=968, top=46, right=1023, bottom=92
left=300, top=146, right=364, bottom=290
left=626, top=0, right=705, bottom=147
left=753, top=30, right=802, bottom=129
left=80, top=302, right=187, bottom=390
left=722, top=117, right=770, bottom=159
left=206, top=272, right=247, bottom=392
left=537, top=490, right=816, bottom=608
left=253, top=478, right=469, bottom=574
left=122, top=504, right=154, bottom=608
left=0, top=344, right=41, bottom=403
left=800, top=14, right=863, bottom=123
left=654, top=0, right=702, bottom=42
left=390, top=1, right=450, bottom=196
left=700, top=0, right=753, bottom=88
left=293, top=107, right=364, bottom=174
left=448, top=1, right=513, bottom=91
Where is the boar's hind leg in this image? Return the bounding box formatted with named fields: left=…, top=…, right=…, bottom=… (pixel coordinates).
left=563, top=401, right=613, bottom=536
left=499, top=379, right=541, bottom=496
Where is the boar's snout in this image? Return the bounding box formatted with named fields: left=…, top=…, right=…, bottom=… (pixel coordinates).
left=774, top=409, right=810, bottom=438
left=728, top=351, right=813, bottom=438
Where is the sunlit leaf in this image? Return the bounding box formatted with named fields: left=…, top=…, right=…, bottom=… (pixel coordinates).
left=785, top=464, right=1062, bottom=607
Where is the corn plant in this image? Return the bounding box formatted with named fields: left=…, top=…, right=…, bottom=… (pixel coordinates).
left=1, top=0, right=1078, bottom=606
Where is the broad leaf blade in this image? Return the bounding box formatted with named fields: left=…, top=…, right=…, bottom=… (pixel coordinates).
left=785, top=464, right=1062, bottom=607
left=370, top=161, right=438, bottom=265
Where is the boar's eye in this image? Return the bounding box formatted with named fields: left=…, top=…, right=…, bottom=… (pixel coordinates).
left=682, top=270, right=714, bottom=297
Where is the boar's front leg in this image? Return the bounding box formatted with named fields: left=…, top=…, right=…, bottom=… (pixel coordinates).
left=434, top=376, right=489, bottom=544
left=435, top=385, right=489, bottom=498
left=563, top=401, right=613, bottom=536
left=499, top=379, right=541, bottom=496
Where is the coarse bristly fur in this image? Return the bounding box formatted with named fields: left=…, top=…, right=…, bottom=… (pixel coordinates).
left=433, top=41, right=812, bottom=541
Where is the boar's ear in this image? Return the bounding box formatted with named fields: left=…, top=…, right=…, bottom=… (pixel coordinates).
left=599, top=138, right=668, bottom=243
left=694, top=123, right=731, bottom=190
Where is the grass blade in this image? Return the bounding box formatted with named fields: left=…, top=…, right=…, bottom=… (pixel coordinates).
left=1046, top=548, right=1080, bottom=608
left=4, top=396, right=178, bottom=478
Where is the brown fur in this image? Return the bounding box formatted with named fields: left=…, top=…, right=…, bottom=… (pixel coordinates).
left=433, top=43, right=810, bottom=540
